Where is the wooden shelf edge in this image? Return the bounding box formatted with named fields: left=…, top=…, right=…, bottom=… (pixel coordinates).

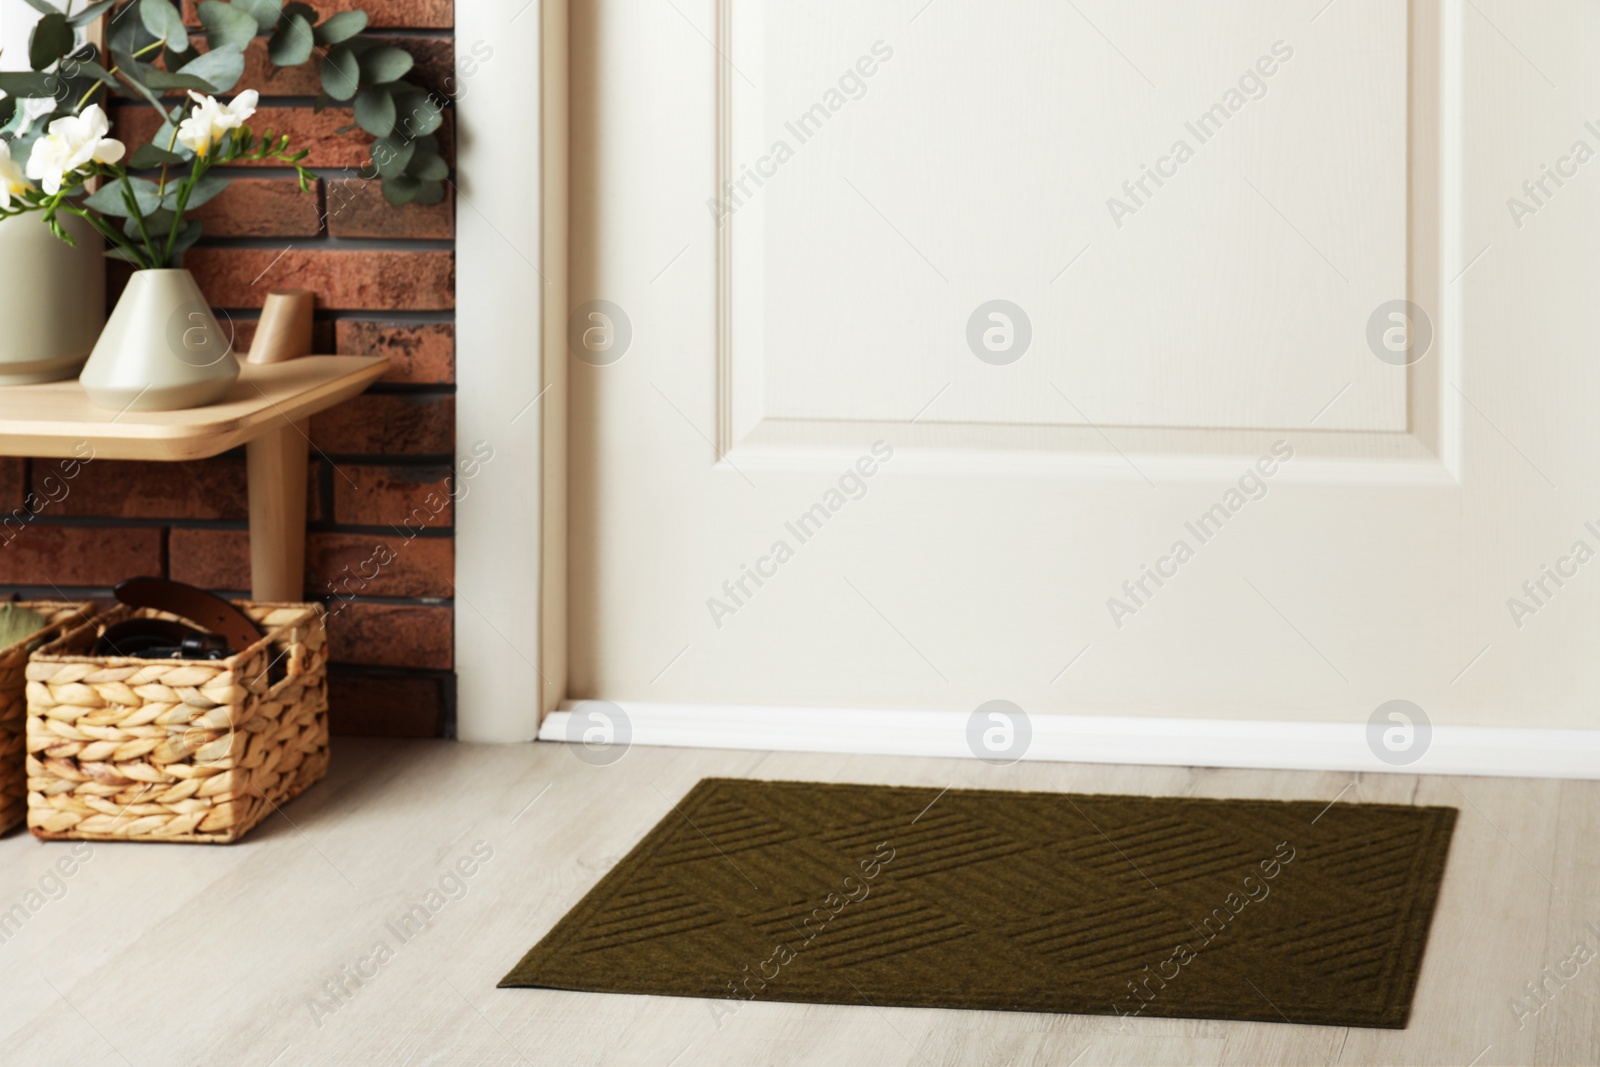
left=0, top=355, right=389, bottom=461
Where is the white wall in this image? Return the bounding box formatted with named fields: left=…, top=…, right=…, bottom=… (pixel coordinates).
left=0, top=0, right=42, bottom=73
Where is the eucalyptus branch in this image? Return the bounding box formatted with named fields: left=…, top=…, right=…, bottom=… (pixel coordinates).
left=4, top=0, right=443, bottom=268
left=73, top=38, right=166, bottom=113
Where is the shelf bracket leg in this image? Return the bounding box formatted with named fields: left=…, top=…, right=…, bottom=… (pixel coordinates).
left=246, top=420, right=310, bottom=602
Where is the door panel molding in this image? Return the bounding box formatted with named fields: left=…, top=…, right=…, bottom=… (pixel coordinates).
left=713, top=0, right=1463, bottom=484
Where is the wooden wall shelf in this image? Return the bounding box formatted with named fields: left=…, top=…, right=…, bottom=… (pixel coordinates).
left=0, top=355, right=389, bottom=600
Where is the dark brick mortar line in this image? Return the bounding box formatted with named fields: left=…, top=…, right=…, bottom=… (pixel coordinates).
left=195, top=236, right=455, bottom=252
left=210, top=309, right=457, bottom=323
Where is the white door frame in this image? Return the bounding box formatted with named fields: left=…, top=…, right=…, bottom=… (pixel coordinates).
left=453, top=0, right=567, bottom=742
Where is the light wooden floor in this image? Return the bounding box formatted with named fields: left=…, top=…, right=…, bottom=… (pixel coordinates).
left=0, top=739, right=1595, bottom=1066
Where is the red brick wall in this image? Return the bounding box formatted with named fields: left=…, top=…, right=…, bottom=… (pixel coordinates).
left=0, top=4, right=459, bottom=738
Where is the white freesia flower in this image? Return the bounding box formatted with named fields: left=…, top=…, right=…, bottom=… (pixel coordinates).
left=0, top=140, right=32, bottom=208
left=176, top=90, right=259, bottom=158
left=25, top=104, right=126, bottom=196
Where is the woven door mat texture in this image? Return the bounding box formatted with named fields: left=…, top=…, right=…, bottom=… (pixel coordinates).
left=501, top=779, right=1457, bottom=1028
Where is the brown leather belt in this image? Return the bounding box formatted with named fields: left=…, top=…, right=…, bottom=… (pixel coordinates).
left=112, top=577, right=262, bottom=655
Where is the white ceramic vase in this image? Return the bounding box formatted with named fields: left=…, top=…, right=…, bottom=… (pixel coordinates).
left=0, top=213, right=106, bottom=385
left=79, top=268, right=240, bottom=412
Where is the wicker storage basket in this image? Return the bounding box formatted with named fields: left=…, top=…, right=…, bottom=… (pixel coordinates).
left=25, top=601, right=329, bottom=844
left=1, top=602, right=96, bottom=835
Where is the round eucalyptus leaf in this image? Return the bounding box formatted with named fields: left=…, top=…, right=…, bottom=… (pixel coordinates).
left=84, top=176, right=163, bottom=217
left=269, top=13, right=315, bottom=67
left=358, top=45, right=413, bottom=86
left=197, top=1, right=259, bottom=51
left=29, top=13, right=74, bottom=72
left=314, top=10, right=368, bottom=45
left=321, top=45, right=360, bottom=101
left=0, top=71, right=58, bottom=98
left=381, top=175, right=420, bottom=206
left=128, top=142, right=187, bottom=169
left=108, top=3, right=161, bottom=57
left=139, top=0, right=190, bottom=53
left=175, top=43, right=245, bottom=94
left=408, top=149, right=448, bottom=182
left=392, top=87, right=443, bottom=138
left=353, top=86, right=395, bottom=137
left=372, top=134, right=415, bottom=179
left=411, top=179, right=445, bottom=207
left=233, top=0, right=284, bottom=31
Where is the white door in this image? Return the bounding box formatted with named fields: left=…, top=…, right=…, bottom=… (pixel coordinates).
left=567, top=0, right=1600, bottom=739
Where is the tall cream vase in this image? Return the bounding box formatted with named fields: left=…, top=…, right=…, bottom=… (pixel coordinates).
left=79, top=268, right=240, bottom=411
left=0, top=212, right=105, bottom=384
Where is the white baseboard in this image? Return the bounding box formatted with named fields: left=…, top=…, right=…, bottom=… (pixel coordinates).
left=541, top=702, right=1600, bottom=780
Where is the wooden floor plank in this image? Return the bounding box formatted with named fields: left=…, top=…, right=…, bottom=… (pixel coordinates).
left=1336, top=775, right=1563, bottom=1067
left=1532, top=778, right=1600, bottom=1067
left=0, top=740, right=1592, bottom=1066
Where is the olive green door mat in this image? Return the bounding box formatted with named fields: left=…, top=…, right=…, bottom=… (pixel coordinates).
left=501, top=779, right=1457, bottom=1029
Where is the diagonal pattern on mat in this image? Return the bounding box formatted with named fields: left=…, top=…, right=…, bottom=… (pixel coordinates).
left=501, top=779, right=1457, bottom=1028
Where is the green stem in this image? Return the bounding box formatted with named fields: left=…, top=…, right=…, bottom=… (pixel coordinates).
left=162, top=153, right=204, bottom=265
left=61, top=204, right=149, bottom=269
left=116, top=172, right=160, bottom=267
left=156, top=118, right=186, bottom=198
left=73, top=39, right=167, bottom=113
